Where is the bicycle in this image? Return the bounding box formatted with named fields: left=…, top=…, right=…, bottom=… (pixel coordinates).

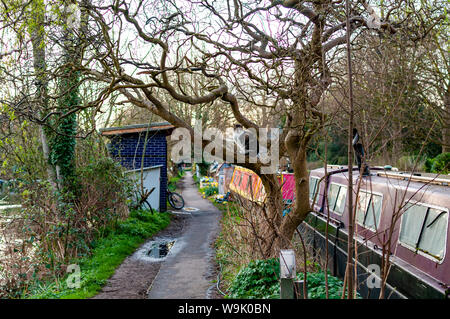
left=135, top=187, right=156, bottom=214
left=167, top=189, right=185, bottom=210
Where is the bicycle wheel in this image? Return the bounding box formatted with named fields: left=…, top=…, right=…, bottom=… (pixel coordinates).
left=168, top=192, right=185, bottom=210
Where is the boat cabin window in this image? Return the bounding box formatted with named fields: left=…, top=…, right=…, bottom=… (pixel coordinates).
left=356, top=191, right=383, bottom=231
left=309, top=177, right=321, bottom=203
left=327, top=183, right=347, bottom=215
left=399, top=203, right=448, bottom=261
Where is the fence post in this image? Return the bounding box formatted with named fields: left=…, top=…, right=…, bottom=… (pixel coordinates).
left=280, top=249, right=296, bottom=299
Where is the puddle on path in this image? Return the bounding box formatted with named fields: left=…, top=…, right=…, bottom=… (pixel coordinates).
left=147, top=241, right=175, bottom=258
left=134, top=238, right=180, bottom=262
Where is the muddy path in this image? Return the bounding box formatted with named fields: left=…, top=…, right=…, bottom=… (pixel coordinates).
left=92, top=214, right=188, bottom=299
left=93, top=171, right=223, bottom=299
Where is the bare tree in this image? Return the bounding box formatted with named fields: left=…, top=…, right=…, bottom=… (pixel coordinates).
left=2, top=0, right=438, bottom=259
left=75, top=0, right=408, bottom=257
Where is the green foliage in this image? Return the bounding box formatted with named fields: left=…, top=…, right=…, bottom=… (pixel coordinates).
left=307, top=127, right=347, bottom=165
left=24, top=210, right=170, bottom=299
left=424, top=157, right=434, bottom=172
left=168, top=170, right=184, bottom=192
left=0, top=114, right=47, bottom=182
left=0, top=156, right=133, bottom=297
left=228, top=258, right=351, bottom=299
left=396, top=154, right=426, bottom=171
left=200, top=185, right=218, bottom=197
left=296, top=271, right=348, bottom=299
left=196, top=161, right=210, bottom=176
left=75, top=157, right=132, bottom=200
left=228, top=258, right=280, bottom=299
left=116, top=210, right=169, bottom=238
left=424, top=152, right=450, bottom=174
left=48, top=68, right=79, bottom=187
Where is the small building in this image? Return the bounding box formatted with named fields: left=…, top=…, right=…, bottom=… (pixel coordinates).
left=100, top=122, right=175, bottom=211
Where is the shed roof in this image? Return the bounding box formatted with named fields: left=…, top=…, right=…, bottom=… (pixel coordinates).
left=99, top=122, right=175, bottom=136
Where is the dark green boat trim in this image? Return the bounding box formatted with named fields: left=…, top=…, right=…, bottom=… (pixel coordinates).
left=299, top=212, right=447, bottom=299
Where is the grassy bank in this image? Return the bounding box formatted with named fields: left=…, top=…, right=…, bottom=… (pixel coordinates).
left=24, top=210, right=170, bottom=299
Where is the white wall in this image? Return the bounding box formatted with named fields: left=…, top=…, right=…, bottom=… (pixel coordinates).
left=126, top=165, right=161, bottom=211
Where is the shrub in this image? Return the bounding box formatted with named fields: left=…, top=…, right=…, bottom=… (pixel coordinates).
left=196, top=162, right=210, bottom=176
left=424, top=157, right=434, bottom=172
left=430, top=152, right=450, bottom=174
left=396, top=155, right=425, bottom=171
left=228, top=258, right=280, bottom=299
left=228, top=258, right=352, bottom=299
left=296, top=271, right=348, bottom=299
left=0, top=158, right=132, bottom=297
left=199, top=185, right=218, bottom=197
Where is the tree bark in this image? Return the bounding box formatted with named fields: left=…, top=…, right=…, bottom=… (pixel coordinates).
left=345, top=0, right=355, bottom=299
left=258, top=174, right=284, bottom=257
left=280, top=146, right=310, bottom=242
left=30, top=1, right=58, bottom=191
left=442, top=88, right=450, bottom=153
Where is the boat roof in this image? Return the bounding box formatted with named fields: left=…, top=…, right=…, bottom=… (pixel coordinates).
left=311, top=166, right=450, bottom=205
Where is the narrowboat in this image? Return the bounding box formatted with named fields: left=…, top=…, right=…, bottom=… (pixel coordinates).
left=305, top=165, right=450, bottom=299
left=227, top=164, right=450, bottom=298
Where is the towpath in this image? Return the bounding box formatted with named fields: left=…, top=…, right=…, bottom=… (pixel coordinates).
left=93, top=171, right=222, bottom=299
left=147, top=171, right=222, bottom=299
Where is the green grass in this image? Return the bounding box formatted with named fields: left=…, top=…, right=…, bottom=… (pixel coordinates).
left=25, top=210, right=171, bottom=299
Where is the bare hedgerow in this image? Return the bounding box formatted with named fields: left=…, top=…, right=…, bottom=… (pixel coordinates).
left=0, top=158, right=131, bottom=297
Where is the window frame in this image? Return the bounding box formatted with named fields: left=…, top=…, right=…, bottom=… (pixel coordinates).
left=309, top=176, right=320, bottom=203
left=398, top=201, right=449, bottom=263
left=355, top=190, right=384, bottom=232
left=327, top=182, right=347, bottom=216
